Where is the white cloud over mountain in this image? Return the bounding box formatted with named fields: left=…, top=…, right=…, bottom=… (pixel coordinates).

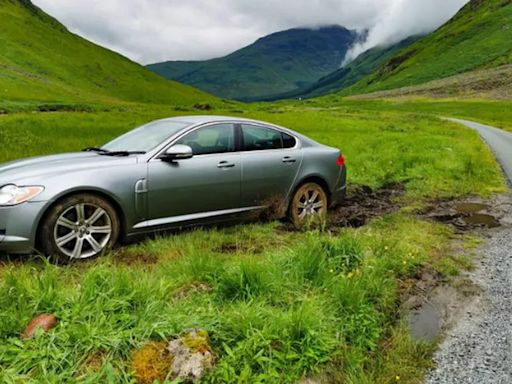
left=32, top=0, right=469, bottom=64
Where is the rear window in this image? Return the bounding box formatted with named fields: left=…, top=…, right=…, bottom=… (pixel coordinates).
left=241, top=124, right=283, bottom=151
left=282, top=132, right=296, bottom=148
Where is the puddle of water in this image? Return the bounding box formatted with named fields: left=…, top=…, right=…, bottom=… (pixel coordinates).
left=463, top=213, right=500, bottom=228
left=454, top=202, right=489, bottom=214
left=408, top=302, right=442, bottom=341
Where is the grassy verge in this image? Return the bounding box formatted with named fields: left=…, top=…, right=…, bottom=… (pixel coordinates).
left=0, top=103, right=505, bottom=383
left=296, top=97, right=512, bottom=132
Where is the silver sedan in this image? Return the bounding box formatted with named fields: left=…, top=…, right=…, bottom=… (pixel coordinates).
left=0, top=116, right=346, bottom=261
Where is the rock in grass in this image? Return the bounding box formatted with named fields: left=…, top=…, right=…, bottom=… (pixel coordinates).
left=131, top=330, right=214, bottom=384
left=167, top=329, right=214, bottom=382
left=21, top=313, right=57, bottom=340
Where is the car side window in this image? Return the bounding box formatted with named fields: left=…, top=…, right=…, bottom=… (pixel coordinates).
left=241, top=124, right=283, bottom=151
left=175, top=124, right=235, bottom=155
left=282, top=132, right=296, bottom=149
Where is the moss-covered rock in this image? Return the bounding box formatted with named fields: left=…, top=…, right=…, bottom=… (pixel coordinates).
left=131, top=330, right=214, bottom=384
left=167, top=329, right=215, bottom=382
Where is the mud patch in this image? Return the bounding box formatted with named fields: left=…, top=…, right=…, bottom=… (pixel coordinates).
left=401, top=264, right=481, bottom=342
left=405, top=282, right=476, bottom=342
left=330, top=182, right=405, bottom=228
left=421, top=199, right=502, bottom=230
left=213, top=242, right=263, bottom=254
left=409, top=302, right=442, bottom=341
left=113, top=249, right=160, bottom=266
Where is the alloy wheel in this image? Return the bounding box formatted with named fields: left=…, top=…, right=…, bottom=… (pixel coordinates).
left=53, top=203, right=112, bottom=259
left=291, top=183, right=327, bottom=225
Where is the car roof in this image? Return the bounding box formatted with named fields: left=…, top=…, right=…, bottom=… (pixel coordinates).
left=151, top=115, right=320, bottom=148
left=155, top=115, right=277, bottom=126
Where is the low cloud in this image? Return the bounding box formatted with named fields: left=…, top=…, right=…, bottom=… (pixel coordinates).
left=343, top=0, right=469, bottom=65
left=32, top=0, right=469, bottom=65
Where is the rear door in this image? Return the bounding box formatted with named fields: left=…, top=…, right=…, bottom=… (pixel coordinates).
left=239, top=123, right=302, bottom=207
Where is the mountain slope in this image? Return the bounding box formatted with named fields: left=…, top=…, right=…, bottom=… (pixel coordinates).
left=147, top=26, right=357, bottom=100
left=0, top=0, right=214, bottom=105
left=261, top=36, right=420, bottom=101
left=343, top=0, right=512, bottom=95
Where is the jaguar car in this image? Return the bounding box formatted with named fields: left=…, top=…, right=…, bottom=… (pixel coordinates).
left=0, top=116, right=346, bottom=261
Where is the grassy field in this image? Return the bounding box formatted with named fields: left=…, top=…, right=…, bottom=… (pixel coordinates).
left=291, top=97, right=512, bottom=132
left=0, top=101, right=506, bottom=383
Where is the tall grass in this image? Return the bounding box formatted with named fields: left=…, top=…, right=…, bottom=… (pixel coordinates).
left=0, top=216, right=450, bottom=383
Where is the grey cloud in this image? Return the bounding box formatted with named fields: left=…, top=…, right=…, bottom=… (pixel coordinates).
left=32, top=0, right=469, bottom=65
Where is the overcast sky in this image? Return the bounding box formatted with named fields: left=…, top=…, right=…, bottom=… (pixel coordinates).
left=32, top=0, right=469, bottom=65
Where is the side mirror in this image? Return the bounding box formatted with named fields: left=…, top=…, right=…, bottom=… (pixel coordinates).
left=159, top=144, right=193, bottom=162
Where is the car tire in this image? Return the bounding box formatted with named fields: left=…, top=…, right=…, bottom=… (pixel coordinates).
left=288, top=182, right=328, bottom=227
left=39, top=194, right=120, bottom=263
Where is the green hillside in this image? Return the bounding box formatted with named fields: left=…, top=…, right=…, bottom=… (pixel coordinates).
left=0, top=0, right=214, bottom=106
left=147, top=26, right=357, bottom=100
left=263, top=36, right=420, bottom=101
left=297, top=36, right=420, bottom=98
left=344, top=0, right=512, bottom=95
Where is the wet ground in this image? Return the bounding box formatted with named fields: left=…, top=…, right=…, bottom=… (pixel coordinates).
left=419, top=197, right=509, bottom=231
left=330, top=182, right=406, bottom=227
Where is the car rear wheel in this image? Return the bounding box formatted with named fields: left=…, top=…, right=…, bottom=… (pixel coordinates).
left=289, top=182, right=328, bottom=227
left=39, top=194, right=120, bottom=262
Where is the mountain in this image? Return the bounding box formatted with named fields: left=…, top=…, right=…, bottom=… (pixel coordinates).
left=147, top=26, right=358, bottom=100
left=259, top=36, right=420, bottom=101
left=342, top=0, right=512, bottom=96
left=0, top=0, right=214, bottom=105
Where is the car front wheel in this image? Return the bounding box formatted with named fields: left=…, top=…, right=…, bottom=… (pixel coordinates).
left=39, top=194, right=120, bottom=262
left=289, top=182, right=328, bottom=227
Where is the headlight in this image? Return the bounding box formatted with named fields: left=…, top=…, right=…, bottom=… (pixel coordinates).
left=0, top=185, right=45, bottom=206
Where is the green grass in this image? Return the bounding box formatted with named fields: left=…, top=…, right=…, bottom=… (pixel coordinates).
left=0, top=0, right=215, bottom=106
left=0, top=101, right=506, bottom=383
left=0, top=215, right=447, bottom=383
left=0, top=103, right=504, bottom=198
left=288, top=96, right=512, bottom=132
left=343, top=0, right=512, bottom=96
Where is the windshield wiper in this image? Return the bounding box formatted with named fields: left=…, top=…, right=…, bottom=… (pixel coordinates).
left=98, top=150, right=147, bottom=157
left=82, top=147, right=145, bottom=156
left=82, top=147, right=108, bottom=153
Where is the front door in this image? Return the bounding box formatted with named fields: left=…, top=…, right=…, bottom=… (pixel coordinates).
left=147, top=123, right=241, bottom=224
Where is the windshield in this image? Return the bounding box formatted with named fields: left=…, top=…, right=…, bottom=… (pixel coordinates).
left=102, top=120, right=191, bottom=153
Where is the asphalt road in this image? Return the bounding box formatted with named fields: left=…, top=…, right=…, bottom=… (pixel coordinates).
left=448, top=118, right=512, bottom=184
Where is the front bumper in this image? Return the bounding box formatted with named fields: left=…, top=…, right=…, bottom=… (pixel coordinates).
left=0, top=201, right=47, bottom=254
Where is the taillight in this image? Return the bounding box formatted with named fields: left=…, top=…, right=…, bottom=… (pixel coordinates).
left=336, top=154, right=345, bottom=167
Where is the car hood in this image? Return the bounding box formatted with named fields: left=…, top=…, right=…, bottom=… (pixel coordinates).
left=0, top=152, right=139, bottom=185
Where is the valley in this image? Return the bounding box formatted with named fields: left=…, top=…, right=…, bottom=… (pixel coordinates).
left=1, top=0, right=512, bottom=382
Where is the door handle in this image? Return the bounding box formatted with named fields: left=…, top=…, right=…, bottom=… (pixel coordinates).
left=217, top=161, right=236, bottom=169
left=282, top=156, right=296, bottom=164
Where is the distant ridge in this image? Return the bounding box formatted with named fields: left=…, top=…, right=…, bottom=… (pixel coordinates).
left=147, top=26, right=358, bottom=100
